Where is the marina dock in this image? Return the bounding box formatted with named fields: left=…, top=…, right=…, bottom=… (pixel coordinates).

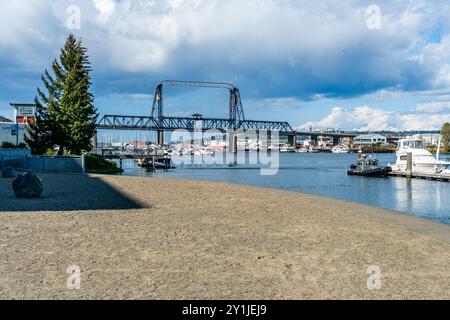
left=389, top=171, right=450, bottom=182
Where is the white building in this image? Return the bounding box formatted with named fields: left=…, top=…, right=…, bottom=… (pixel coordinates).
left=353, top=134, right=387, bottom=146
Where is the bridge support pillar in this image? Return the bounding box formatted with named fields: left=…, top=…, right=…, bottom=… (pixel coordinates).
left=288, top=134, right=297, bottom=147
left=228, top=132, right=238, bottom=165
left=157, top=130, right=164, bottom=147
left=333, top=137, right=340, bottom=146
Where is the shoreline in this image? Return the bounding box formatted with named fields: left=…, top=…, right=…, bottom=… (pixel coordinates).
left=14, top=168, right=450, bottom=233
left=122, top=169, right=450, bottom=230
left=144, top=174, right=450, bottom=241
left=1, top=173, right=449, bottom=299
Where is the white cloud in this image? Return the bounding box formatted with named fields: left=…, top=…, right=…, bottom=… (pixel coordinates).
left=297, top=105, right=450, bottom=131
left=93, top=0, right=116, bottom=24
left=9, top=0, right=439, bottom=92
left=2, top=0, right=450, bottom=106
left=415, top=102, right=450, bottom=113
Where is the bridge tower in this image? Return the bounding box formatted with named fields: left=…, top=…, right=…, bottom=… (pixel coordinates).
left=151, top=83, right=165, bottom=146
left=151, top=80, right=246, bottom=146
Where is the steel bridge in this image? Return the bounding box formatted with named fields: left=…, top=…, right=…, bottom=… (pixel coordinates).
left=96, top=115, right=294, bottom=133
left=96, top=80, right=295, bottom=145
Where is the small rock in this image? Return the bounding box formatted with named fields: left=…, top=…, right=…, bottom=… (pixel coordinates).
left=2, top=166, right=16, bottom=178
left=12, top=171, right=43, bottom=198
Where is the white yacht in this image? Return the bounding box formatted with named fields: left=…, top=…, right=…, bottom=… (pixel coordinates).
left=295, top=148, right=308, bottom=153
left=390, top=138, right=450, bottom=175
left=331, top=144, right=350, bottom=154
left=279, top=144, right=296, bottom=153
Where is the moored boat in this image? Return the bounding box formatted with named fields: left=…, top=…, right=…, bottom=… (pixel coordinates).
left=347, top=154, right=391, bottom=177
left=332, top=144, right=350, bottom=154
left=390, top=138, right=450, bottom=175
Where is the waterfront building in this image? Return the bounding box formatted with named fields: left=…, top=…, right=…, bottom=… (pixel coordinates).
left=0, top=103, right=37, bottom=146
left=353, top=134, right=387, bottom=146
left=11, top=103, right=37, bottom=124
left=0, top=115, right=27, bottom=146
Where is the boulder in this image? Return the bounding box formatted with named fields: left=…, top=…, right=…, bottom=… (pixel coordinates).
left=12, top=171, right=43, bottom=198
left=2, top=166, right=16, bottom=178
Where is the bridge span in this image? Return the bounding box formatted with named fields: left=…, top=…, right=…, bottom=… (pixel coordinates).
left=96, top=80, right=358, bottom=147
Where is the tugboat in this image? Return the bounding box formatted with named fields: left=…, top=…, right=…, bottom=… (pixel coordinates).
left=347, top=152, right=391, bottom=177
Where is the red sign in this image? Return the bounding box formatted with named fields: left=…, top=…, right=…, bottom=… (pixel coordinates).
left=16, top=116, right=35, bottom=124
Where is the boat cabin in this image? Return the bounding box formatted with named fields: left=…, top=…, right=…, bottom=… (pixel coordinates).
left=357, top=158, right=379, bottom=167
left=398, top=139, right=425, bottom=150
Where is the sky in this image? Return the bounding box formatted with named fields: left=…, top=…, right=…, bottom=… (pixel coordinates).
left=1, top=0, right=450, bottom=131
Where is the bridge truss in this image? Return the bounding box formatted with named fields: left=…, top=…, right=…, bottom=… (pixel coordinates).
left=97, top=115, right=294, bottom=134
left=97, top=80, right=295, bottom=137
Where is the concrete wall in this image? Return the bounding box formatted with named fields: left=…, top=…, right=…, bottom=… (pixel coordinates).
left=25, top=156, right=85, bottom=173
left=0, top=150, right=85, bottom=174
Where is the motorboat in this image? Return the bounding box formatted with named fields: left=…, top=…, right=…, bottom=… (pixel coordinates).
left=347, top=154, right=391, bottom=177
left=390, top=138, right=450, bottom=175
left=280, top=145, right=296, bottom=153
left=332, top=144, right=350, bottom=154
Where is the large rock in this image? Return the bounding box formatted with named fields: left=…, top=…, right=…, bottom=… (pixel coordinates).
left=2, top=166, right=16, bottom=178
left=12, top=171, right=43, bottom=198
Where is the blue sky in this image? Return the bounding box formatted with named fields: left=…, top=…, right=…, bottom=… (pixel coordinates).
left=1, top=0, right=450, bottom=131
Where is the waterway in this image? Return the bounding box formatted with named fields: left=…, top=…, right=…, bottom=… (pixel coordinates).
left=116, top=153, right=450, bottom=225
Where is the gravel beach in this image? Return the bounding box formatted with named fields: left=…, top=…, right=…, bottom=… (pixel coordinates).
left=0, top=172, right=449, bottom=299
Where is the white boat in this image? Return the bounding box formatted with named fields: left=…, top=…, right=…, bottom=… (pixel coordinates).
left=390, top=138, right=450, bottom=175
left=280, top=145, right=296, bottom=153
left=331, top=145, right=350, bottom=154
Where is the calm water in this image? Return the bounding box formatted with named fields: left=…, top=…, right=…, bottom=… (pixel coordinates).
left=117, top=153, right=450, bottom=225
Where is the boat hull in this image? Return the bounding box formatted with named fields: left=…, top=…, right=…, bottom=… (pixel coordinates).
left=347, top=167, right=391, bottom=177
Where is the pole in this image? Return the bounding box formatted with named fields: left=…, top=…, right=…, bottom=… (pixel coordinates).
left=16, top=122, right=19, bottom=146
left=81, top=154, right=86, bottom=174
left=436, top=137, right=442, bottom=161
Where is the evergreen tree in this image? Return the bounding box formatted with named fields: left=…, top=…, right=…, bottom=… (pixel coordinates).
left=441, top=122, right=450, bottom=152
left=25, top=34, right=97, bottom=155
left=25, top=70, right=62, bottom=154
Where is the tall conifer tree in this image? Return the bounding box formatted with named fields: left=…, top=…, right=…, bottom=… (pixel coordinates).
left=26, top=34, right=97, bottom=155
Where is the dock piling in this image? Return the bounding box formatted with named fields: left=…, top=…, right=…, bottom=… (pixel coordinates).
left=406, top=152, right=413, bottom=178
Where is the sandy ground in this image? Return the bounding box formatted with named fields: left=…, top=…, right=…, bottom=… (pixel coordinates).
left=0, top=172, right=449, bottom=300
